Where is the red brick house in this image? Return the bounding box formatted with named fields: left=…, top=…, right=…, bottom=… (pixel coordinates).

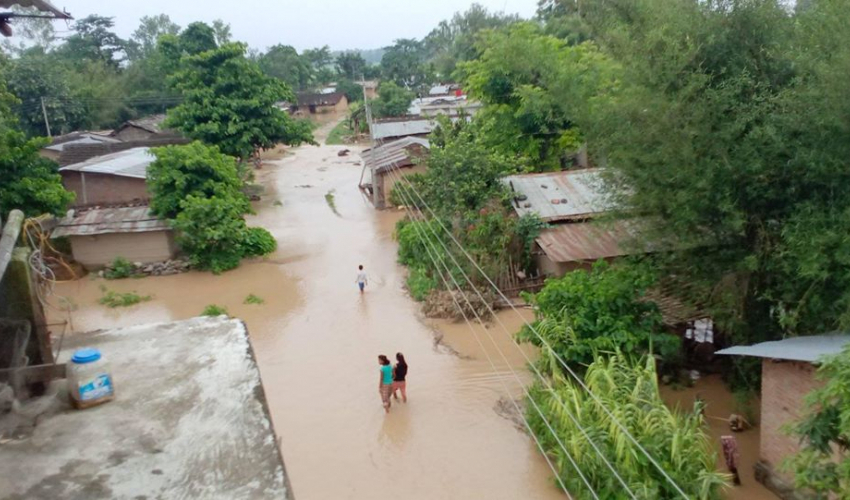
left=717, top=335, right=850, bottom=499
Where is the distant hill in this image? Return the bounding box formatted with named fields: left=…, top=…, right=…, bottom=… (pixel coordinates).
left=332, top=48, right=386, bottom=65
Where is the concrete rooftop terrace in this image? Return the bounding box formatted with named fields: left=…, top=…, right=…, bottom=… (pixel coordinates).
left=0, top=316, right=291, bottom=500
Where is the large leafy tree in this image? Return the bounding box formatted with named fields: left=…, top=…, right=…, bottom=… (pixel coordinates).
left=178, top=22, right=218, bottom=56
left=128, top=14, right=180, bottom=61
left=147, top=142, right=249, bottom=219
left=571, top=0, right=850, bottom=352
left=335, top=51, right=366, bottom=80
left=380, top=39, right=430, bottom=89
left=302, top=45, right=334, bottom=85
left=787, top=343, right=850, bottom=497
left=258, top=45, right=313, bottom=90
left=0, top=130, right=74, bottom=217
left=165, top=43, right=315, bottom=159
left=56, top=15, right=128, bottom=69
left=371, top=81, right=414, bottom=118
left=0, top=70, right=73, bottom=216
left=423, top=3, right=520, bottom=78
left=458, top=22, right=617, bottom=170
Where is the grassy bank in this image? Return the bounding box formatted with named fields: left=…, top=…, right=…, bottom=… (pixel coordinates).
left=325, top=120, right=353, bottom=145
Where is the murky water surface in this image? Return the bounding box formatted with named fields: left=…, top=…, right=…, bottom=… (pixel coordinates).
left=52, top=123, right=564, bottom=500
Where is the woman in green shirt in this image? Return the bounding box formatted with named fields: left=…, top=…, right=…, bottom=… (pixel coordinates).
left=378, top=355, right=393, bottom=413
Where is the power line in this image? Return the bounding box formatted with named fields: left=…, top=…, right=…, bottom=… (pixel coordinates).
left=386, top=169, right=637, bottom=499
left=385, top=158, right=690, bottom=499
left=382, top=164, right=579, bottom=499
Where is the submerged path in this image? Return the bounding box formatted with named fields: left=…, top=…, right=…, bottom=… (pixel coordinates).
left=53, top=127, right=564, bottom=500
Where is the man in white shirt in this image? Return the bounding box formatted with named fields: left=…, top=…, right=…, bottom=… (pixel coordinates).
left=356, top=265, right=368, bottom=293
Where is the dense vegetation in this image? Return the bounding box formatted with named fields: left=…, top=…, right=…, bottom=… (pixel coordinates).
left=787, top=343, right=850, bottom=497
left=148, top=142, right=276, bottom=273
left=528, top=354, right=728, bottom=498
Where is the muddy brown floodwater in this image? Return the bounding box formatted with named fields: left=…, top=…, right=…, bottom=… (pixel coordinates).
left=51, top=121, right=565, bottom=500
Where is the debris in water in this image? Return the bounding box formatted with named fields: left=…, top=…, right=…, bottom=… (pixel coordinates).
left=325, top=190, right=340, bottom=216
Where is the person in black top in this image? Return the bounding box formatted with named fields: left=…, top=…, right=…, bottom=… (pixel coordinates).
left=392, top=352, right=408, bottom=403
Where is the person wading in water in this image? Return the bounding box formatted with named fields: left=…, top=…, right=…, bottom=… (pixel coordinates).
left=393, top=353, right=408, bottom=403
left=356, top=265, right=368, bottom=294
left=378, top=355, right=393, bottom=413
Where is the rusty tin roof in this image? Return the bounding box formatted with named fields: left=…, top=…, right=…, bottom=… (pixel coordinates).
left=503, top=169, right=613, bottom=222
left=52, top=206, right=170, bottom=238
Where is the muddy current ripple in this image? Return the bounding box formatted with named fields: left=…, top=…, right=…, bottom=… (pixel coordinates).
left=51, top=127, right=565, bottom=500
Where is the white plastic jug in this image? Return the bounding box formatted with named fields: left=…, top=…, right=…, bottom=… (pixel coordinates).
left=67, top=348, right=114, bottom=409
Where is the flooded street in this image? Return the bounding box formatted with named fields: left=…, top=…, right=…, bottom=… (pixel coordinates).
left=52, top=122, right=565, bottom=500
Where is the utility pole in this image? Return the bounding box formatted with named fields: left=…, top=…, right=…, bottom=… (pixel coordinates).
left=40, top=97, right=52, bottom=138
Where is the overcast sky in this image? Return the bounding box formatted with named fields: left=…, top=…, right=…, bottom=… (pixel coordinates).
left=54, top=0, right=538, bottom=52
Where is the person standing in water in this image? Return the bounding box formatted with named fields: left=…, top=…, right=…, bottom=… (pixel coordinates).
left=392, top=353, right=408, bottom=403
left=356, top=265, right=368, bottom=294
left=378, top=355, right=393, bottom=413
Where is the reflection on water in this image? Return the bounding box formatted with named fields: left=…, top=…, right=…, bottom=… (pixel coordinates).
left=52, top=133, right=565, bottom=500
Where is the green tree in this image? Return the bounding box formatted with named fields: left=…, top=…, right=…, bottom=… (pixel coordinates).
left=458, top=22, right=616, bottom=170
left=335, top=51, right=366, bottom=80
left=572, top=0, right=850, bottom=354
left=302, top=45, right=334, bottom=85
left=518, top=261, right=679, bottom=370
left=787, top=342, right=850, bottom=497
left=165, top=43, right=315, bottom=159
left=147, top=142, right=249, bottom=219
left=258, top=45, right=313, bottom=90
left=179, top=22, right=218, bottom=56
left=380, top=38, right=429, bottom=89
left=172, top=194, right=251, bottom=273
left=423, top=3, right=520, bottom=78
left=371, top=81, right=414, bottom=118
left=211, top=19, right=232, bottom=46
left=335, top=78, right=363, bottom=103
left=129, top=14, right=180, bottom=60
left=6, top=50, right=83, bottom=136
left=0, top=130, right=74, bottom=217
left=57, top=15, right=128, bottom=69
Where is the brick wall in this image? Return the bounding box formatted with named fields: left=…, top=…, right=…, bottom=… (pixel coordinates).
left=61, top=171, right=149, bottom=207
left=760, top=360, right=822, bottom=471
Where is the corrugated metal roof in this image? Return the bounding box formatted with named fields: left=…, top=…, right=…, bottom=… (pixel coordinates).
left=0, top=0, right=70, bottom=18
left=715, top=335, right=850, bottom=363
left=59, top=147, right=153, bottom=179
left=503, top=169, right=612, bottom=222
left=429, top=85, right=450, bottom=95
left=536, top=220, right=642, bottom=263
left=372, top=119, right=435, bottom=140
left=45, top=133, right=121, bottom=152
left=362, top=137, right=430, bottom=174
left=52, top=206, right=170, bottom=238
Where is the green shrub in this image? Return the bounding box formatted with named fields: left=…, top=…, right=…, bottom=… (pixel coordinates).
left=519, top=260, right=680, bottom=371
left=202, top=304, right=229, bottom=316
left=241, top=227, right=277, bottom=257
left=406, top=266, right=437, bottom=301
left=104, top=257, right=135, bottom=279
left=147, top=142, right=250, bottom=219
left=173, top=195, right=249, bottom=274
left=244, top=294, right=265, bottom=305
left=98, top=286, right=152, bottom=308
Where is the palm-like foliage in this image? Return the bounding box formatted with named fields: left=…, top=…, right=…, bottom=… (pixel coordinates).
left=527, top=353, right=729, bottom=499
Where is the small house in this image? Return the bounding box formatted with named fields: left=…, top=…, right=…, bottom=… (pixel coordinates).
left=360, top=137, right=430, bottom=209
left=40, top=132, right=121, bottom=162
left=716, top=335, right=850, bottom=498
left=502, top=169, right=634, bottom=275
left=292, top=92, right=349, bottom=115
left=59, top=147, right=153, bottom=207
left=110, top=115, right=180, bottom=142
left=52, top=205, right=176, bottom=269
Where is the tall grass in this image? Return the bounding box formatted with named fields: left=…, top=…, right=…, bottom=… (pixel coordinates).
left=527, top=353, right=729, bottom=499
